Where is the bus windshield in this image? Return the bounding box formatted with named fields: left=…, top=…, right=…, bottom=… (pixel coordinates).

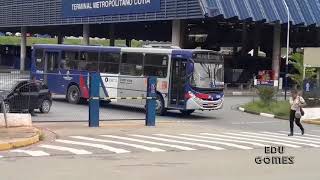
left=191, top=52, right=224, bottom=89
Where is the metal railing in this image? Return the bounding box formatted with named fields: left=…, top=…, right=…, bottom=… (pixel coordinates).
left=1, top=98, right=8, bottom=128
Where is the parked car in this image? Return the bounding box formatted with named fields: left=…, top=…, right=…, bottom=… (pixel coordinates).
left=5, top=32, right=12, bottom=36
left=15, top=32, right=21, bottom=37
left=0, top=80, right=52, bottom=113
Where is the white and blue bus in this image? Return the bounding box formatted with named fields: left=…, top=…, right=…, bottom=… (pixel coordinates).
left=31, top=44, right=224, bottom=115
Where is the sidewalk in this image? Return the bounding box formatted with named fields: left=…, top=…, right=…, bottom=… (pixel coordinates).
left=0, top=127, right=41, bottom=151
left=302, top=108, right=320, bottom=125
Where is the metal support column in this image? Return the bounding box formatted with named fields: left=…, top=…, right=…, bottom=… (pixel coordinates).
left=126, top=39, right=131, bottom=47
left=20, top=26, right=27, bottom=71
left=272, top=23, right=281, bottom=81
left=83, top=24, right=90, bottom=45
left=57, top=33, right=64, bottom=44
left=109, top=24, right=115, bottom=46
left=89, top=73, right=100, bottom=127
left=145, top=77, right=157, bottom=126
left=171, top=20, right=185, bottom=48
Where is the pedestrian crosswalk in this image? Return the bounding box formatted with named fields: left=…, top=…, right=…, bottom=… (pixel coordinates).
left=1, top=131, right=320, bottom=158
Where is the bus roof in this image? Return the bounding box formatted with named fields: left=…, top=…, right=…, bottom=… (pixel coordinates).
left=32, top=44, right=218, bottom=55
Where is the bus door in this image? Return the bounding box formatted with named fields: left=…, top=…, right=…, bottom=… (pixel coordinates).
left=44, top=51, right=62, bottom=93
left=169, top=58, right=187, bottom=107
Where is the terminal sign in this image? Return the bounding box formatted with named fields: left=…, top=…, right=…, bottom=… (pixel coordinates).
left=63, top=0, right=161, bottom=17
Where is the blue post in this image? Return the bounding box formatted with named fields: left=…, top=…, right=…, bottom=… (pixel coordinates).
left=146, top=76, right=157, bottom=126
left=89, top=72, right=100, bottom=127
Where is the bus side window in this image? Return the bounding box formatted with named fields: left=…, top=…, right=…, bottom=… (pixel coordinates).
left=35, top=49, right=44, bottom=69
left=99, top=52, right=120, bottom=74
left=78, top=52, right=88, bottom=71
left=61, top=51, right=79, bottom=70
left=120, top=53, right=143, bottom=76
left=144, top=54, right=168, bottom=78
left=86, top=52, right=99, bottom=71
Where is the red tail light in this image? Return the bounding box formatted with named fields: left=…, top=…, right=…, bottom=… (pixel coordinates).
left=195, top=93, right=209, bottom=100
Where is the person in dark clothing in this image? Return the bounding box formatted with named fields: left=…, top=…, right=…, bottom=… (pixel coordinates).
left=288, top=90, right=306, bottom=136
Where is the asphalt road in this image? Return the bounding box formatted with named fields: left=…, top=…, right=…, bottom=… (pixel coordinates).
left=2, top=96, right=320, bottom=180
left=33, top=96, right=319, bottom=133
left=32, top=95, right=255, bottom=122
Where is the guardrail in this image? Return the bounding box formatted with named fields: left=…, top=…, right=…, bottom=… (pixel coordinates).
left=0, top=99, right=8, bottom=128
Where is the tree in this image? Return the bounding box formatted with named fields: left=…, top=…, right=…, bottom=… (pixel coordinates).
left=288, top=53, right=317, bottom=89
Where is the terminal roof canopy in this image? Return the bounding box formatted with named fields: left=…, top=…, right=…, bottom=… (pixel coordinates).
left=201, top=0, right=320, bottom=26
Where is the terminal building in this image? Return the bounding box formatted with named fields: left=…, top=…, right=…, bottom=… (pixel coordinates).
left=0, top=0, right=320, bottom=87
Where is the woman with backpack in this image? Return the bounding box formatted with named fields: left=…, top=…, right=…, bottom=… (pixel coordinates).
left=288, top=90, right=306, bottom=136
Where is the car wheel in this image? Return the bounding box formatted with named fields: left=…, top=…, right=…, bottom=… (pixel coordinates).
left=67, top=85, right=81, bottom=104
left=180, top=110, right=195, bottom=116
left=156, top=94, right=166, bottom=116
left=40, top=99, right=51, bottom=113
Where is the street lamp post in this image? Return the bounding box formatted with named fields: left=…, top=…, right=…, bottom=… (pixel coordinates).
left=283, top=0, right=290, bottom=100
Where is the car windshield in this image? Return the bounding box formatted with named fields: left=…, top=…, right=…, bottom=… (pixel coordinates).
left=190, top=52, right=224, bottom=89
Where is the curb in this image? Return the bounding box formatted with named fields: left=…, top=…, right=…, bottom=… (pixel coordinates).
left=0, top=128, right=41, bottom=151
left=238, top=107, right=287, bottom=120
left=224, top=91, right=289, bottom=97
left=302, top=119, right=320, bottom=125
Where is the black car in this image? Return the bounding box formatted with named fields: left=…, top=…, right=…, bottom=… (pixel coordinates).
left=0, top=80, right=52, bottom=113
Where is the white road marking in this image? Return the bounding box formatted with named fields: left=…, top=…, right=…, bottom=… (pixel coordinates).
left=39, top=144, right=92, bottom=155
left=232, top=121, right=282, bottom=125
left=11, top=150, right=50, bottom=157
left=130, top=134, right=225, bottom=150
left=70, top=136, right=165, bottom=152
left=279, top=131, right=320, bottom=139
left=240, top=132, right=320, bottom=147
left=56, top=139, right=130, bottom=154
left=225, top=133, right=302, bottom=148
left=200, top=133, right=301, bottom=148
left=180, top=134, right=268, bottom=147
left=262, top=132, right=320, bottom=144
left=101, top=135, right=196, bottom=151
left=277, top=131, right=320, bottom=141
left=155, top=134, right=253, bottom=150
left=303, top=134, right=320, bottom=138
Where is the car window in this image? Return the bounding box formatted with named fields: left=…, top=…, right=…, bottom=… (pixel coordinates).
left=18, top=83, right=30, bottom=93
left=29, top=83, right=39, bottom=92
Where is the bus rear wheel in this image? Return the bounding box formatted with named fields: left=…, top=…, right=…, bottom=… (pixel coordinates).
left=67, top=85, right=81, bottom=104
left=180, top=110, right=195, bottom=116
left=156, top=94, right=166, bottom=116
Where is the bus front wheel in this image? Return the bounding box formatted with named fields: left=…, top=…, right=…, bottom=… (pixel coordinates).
left=180, top=110, right=195, bottom=116
left=156, top=94, right=166, bottom=116
left=67, top=85, right=81, bottom=104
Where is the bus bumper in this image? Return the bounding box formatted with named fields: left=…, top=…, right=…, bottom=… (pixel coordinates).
left=186, top=97, right=224, bottom=110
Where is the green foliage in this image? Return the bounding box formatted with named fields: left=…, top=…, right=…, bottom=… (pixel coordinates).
left=244, top=100, right=290, bottom=119
left=289, top=53, right=317, bottom=89
left=256, top=86, right=277, bottom=105
left=0, top=36, right=143, bottom=47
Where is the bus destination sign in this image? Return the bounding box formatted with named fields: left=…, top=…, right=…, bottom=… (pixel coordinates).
left=193, top=53, right=223, bottom=63
left=62, top=0, right=161, bottom=17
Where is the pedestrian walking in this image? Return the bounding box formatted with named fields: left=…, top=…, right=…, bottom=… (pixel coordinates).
left=288, top=90, right=306, bottom=136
